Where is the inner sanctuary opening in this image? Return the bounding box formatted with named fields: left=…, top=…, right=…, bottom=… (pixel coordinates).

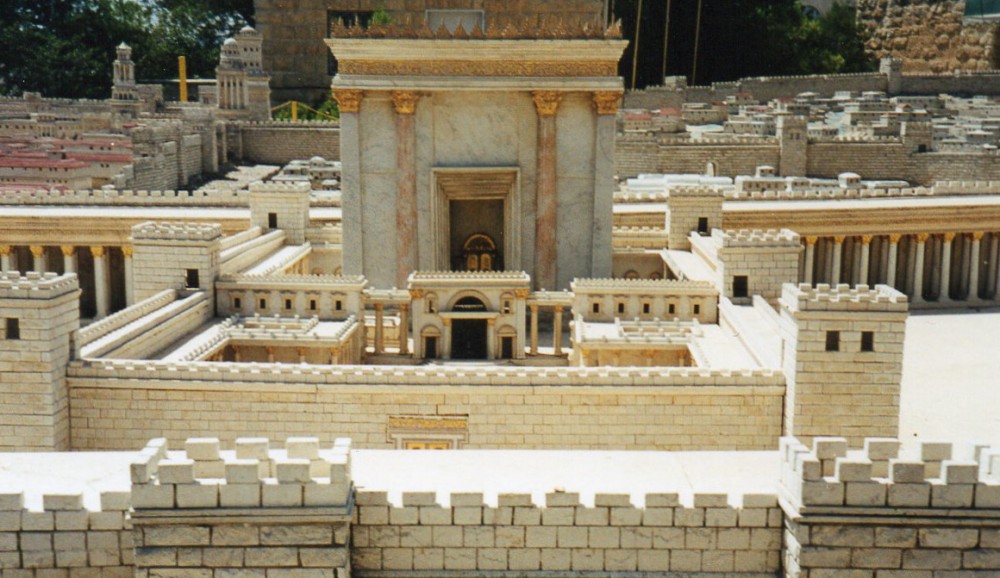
left=449, top=199, right=504, bottom=271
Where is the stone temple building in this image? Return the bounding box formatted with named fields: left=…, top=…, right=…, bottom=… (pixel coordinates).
left=2, top=5, right=1000, bottom=578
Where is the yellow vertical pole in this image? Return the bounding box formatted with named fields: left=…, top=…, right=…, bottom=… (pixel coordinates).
left=292, top=101, right=298, bottom=122
left=692, top=0, right=703, bottom=85
left=178, top=56, right=188, bottom=103
left=631, top=0, right=643, bottom=90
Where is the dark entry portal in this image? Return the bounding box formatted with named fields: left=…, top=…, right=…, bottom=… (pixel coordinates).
left=452, top=319, right=487, bottom=359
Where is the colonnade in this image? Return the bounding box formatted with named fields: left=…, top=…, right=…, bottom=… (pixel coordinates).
left=0, top=244, right=133, bottom=318
left=369, top=301, right=410, bottom=356
left=528, top=303, right=566, bottom=356
left=801, top=232, right=1000, bottom=303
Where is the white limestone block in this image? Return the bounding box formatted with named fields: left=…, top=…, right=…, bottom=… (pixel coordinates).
left=235, top=437, right=270, bottom=460
left=286, top=436, right=320, bottom=459
left=175, top=483, right=219, bottom=509
left=131, top=484, right=174, bottom=509
left=262, top=482, right=304, bottom=507
left=220, top=483, right=261, bottom=508
left=158, top=459, right=196, bottom=484
left=275, top=459, right=312, bottom=483
left=42, top=494, right=83, bottom=511
left=226, top=459, right=262, bottom=484
left=0, top=494, right=24, bottom=510
left=185, top=437, right=221, bottom=461
left=304, top=483, right=350, bottom=507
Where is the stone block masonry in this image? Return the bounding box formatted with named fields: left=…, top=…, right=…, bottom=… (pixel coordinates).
left=0, top=272, right=81, bottom=451
left=130, top=436, right=353, bottom=578
left=352, top=490, right=782, bottom=575
left=780, top=436, right=1000, bottom=577
left=237, top=123, right=341, bottom=166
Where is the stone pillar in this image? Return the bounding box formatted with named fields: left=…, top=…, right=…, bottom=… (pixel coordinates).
left=886, top=234, right=900, bottom=288
left=266, top=346, right=275, bottom=363
left=553, top=305, right=564, bottom=356
left=442, top=318, right=452, bottom=360
left=392, top=90, right=419, bottom=286
left=859, top=235, right=872, bottom=285
left=398, top=303, right=410, bottom=356
left=831, top=236, right=845, bottom=284
left=969, top=232, right=983, bottom=301
left=373, top=303, right=384, bottom=355
left=61, top=245, right=77, bottom=274
left=297, top=348, right=306, bottom=364
left=91, top=246, right=109, bottom=318
left=486, top=318, right=496, bottom=361
left=591, top=92, right=622, bottom=278
left=0, top=245, right=11, bottom=272
left=529, top=304, right=539, bottom=355
left=515, top=289, right=529, bottom=360
left=329, top=348, right=339, bottom=365
left=989, top=233, right=1000, bottom=298
left=804, top=237, right=817, bottom=284
left=122, top=246, right=134, bottom=306
left=333, top=89, right=364, bottom=277
left=913, top=234, right=928, bottom=303
left=30, top=245, right=46, bottom=273
left=939, top=232, right=954, bottom=302
left=533, top=91, right=561, bottom=290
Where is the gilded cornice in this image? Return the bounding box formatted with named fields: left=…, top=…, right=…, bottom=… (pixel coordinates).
left=338, top=59, right=618, bottom=78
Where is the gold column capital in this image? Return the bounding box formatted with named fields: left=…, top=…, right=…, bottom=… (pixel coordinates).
left=60, top=245, right=75, bottom=257
left=29, top=245, right=45, bottom=257
left=860, top=235, right=873, bottom=245
left=90, top=246, right=105, bottom=258
left=889, top=233, right=902, bottom=244
left=833, top=235, right=846, bottom=245
left=804, top=236, right=818, bottom=246
left=442, top=318, right=452, bottom=327
left=391, top=90, right=419, bottom=115
left=529, top=303, right=539, bottom=312
left=0, top=245, right=10, bottom=256
left=121, top=246, right=134, bottom=258
left=916, top=233, right=930, bottom=243
left=514, top=288, right=531, bottom=299
left=972, top=231, right=985, bottom=241
left=374, top=302, right=384, bottom=312
left=593, top=91, right=623, bottom=115
left=532, top=91, right=562, bottom=117
left=399, top=302, right=410, bottom=312
left=332, top=89, right=363, bottom=113
left=942, top=232, right=956, bottom=243
left=409, top=289, right=425, bottom=299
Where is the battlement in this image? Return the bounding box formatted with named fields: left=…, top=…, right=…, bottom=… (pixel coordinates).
left=248, top=181, right=311, bottom=194
left=780, top=436, right=1000, bottom=511
left=219, top=273, right=368, bottom=288
left=131, top=221, right=223, bottom=242
left=572, top=277, right=716, bottom=292
left=666, top=185, right=726, bottom=199
left=0, top=271, right=79, bottom=298
left=780, top=283, right=908, bottom=313
left=715, top=228, right=801, bottom=248
left=130, top=436, right=352, bottom=510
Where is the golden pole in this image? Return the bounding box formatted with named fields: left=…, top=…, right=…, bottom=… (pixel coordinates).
left=631, top=0, right=644, bottom=90
left=178, top=56, right=188, bottom=103
left=292, top=101, right=298, bottom=122
left=692, top=0, right=703, bottom=85
left=661, top=0, right=672, bottom=82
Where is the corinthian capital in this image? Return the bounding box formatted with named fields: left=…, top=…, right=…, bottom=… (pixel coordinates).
left=532, top=91, right=562, bottom=117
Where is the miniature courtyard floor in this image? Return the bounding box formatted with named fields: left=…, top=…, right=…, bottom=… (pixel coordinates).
left=899, top=307, right=1000, bottom=446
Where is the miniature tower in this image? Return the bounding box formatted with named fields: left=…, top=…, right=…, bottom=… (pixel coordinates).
left=690, top=229, right=802, bottom=305
left=0, top=272, right=80, bottom=451
left=131, top=222, right=223, bottom=303
left=216, top=39, right=245, bottom=111
left=880, top=56, right=903, bottom=95
left=777, top=114, right=808, bottom=177
left=216, top=28, right=271, bottom=121
left=779, top=283, right=909, bottom=448
left=902, top=121, right=932, bottom=153
left=664, top=186, right=724, bottom=250
left=249, top=182, right=311, bottom=244
left=111, top=43, right=138, bottom=101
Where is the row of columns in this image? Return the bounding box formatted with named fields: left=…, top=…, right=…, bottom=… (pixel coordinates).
left=370, top=302, right=410, bottom=356
left=0, top=244, right=133, bottom=318
left=528, top=304, right=565, bottom=356
left=801, top=232, right=1000, bottom=303
left=332, top=88, right=623, bottom=289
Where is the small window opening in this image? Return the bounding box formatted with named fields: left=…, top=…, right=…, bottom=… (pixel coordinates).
left=4, top=318, right=20, bottom=340
left=826, top=331, right=840, bottom=352
left=185, top=269, right=200, bottom=289
left=733, top=275, right=749, bottom=298
left=861, top=331, right=874, bottom=352
left=668, top=304, right=676, bottom=315
left=334, top=300, right=342, bottom=311
left=642, top=303, right=651, bottom=315
left=267, top=213, right=278, bottom=228
left=284, top=299, right=292, bottom=310
left=617, top=302, right=625, bottom=314
left=693, top=304, right=701, bottom=315
left=697, top=217, right=709, bottom=235
left=310, top=299, right=318, bottom=311
left=259, top=298, right=267, bottom=310
left=233, top=297, right=242, bottom=309
left=592, top=302, right=601, bottom=314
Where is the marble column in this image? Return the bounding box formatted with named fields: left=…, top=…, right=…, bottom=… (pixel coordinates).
left=591, top=92, right=622, bottom=277
left=515, top=289, right=529, bottom=360
left=398, top=303, right=410, bottom=356
left=92, top=246, right=109, bottom=318
left=553, top=305, right=564, bottom=356
left=533, top=91, right=562, bottom=290
left=886, top=234, right=900, bottom=288
left=266, top=346, right=275, bottom=363
left=122, top=246, right=134, bottom=306
left=374, top=303, right=384, bottom=355
left=804, top=236, right=817, bottom=284
left=332, top=89, right=365, bottom=276
left=392, top=91, right=419, bottom=286
left=913, top=234, right=928, bottom=303
left=831, top=236, right=845, bottom=284
left=486, top=318, right=496, bottom=361
left=939, top=233, right=955, bottom=302
left=61, top=245, right=77, bottom=274
left=30, top=245, right=46, bottom=273
left=529, top=304, right=539, bottom=355
left=0, top=245, right=11, bottom=272
left=442, top=318, right=452, bottom=360
left=969, top=232, right=983, bottom=301
left=859, top=235, right=872, bottom=286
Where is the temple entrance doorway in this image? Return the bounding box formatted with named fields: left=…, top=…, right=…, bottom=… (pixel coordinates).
left=449, top=199, right=504, bottom=271
left=450, top=296, right=488, bottom=359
